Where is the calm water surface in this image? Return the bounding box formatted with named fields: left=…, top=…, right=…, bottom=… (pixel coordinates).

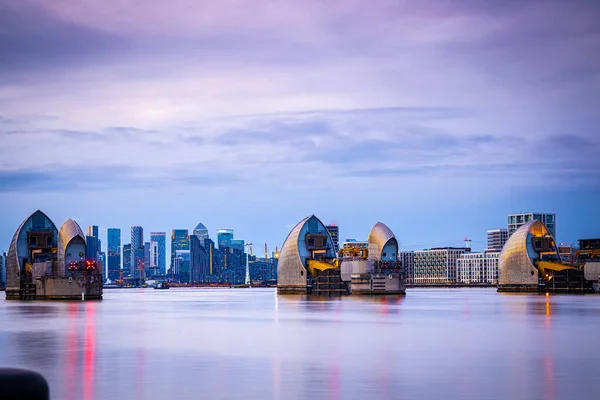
left=1, top=288, right=599, bottom=400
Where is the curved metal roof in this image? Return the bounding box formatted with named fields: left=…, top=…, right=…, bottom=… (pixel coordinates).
left=277, top=215, right=311, bottom=287
left=498, top=220, right=552, bottom=286
left=57, top=218, right=87, bottom=273
left=58, top=218, right=86, bottom=247
left=278, top=215, right=334, bottom=288
left=6, top=210, right=58, bottom=291
left=367, top=222, right=397, bottom=261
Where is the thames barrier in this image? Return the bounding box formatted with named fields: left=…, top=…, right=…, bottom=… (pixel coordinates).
left=5, top=210, right=102, bottom=301
left=498, top=220, right=599, bottom=293
left=277, top=215, right=405, bottom=295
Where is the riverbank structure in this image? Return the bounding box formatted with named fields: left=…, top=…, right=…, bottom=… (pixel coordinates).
left=5, top=210, right=102, bottom=300
left=498, top=220, right=596, bottom=293
left=277, top=216, right=405, bottom=295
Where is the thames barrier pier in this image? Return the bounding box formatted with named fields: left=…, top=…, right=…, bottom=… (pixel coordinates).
left=5, top=210, right=102, bottom=301
left=498, top=220, right=598, bottom=293
left=277, top=215, right=405, bottom=295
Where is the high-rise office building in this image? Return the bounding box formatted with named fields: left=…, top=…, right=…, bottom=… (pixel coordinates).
left=400, top=251, right=415, bottom=284
left=326, top=224, right=340, bottom=254
left=0, top=251, right=6, bottom=287
left=487, top=229, right=509, bottom=252
left=131, top=226, right=144, bottom=278
left=149, top=241, right=159, bottom=276
left=508, top=213, right=556, bottom=239
left=204, top=238, right=217, bottom=278
left=414, top=247, right=469, bottom=284
left=231, top=239, right=245, bottom=251
left=171, top=229, right=190, bottom=270
left=457, top=251, right=500, bottom=284
left=98, top=252, right=106, bottom=279
left=107, top=228, right=121, bottom=281
left=217, top=229, right=234, bottom=247
left=190, top=235, right=210, bottom=283
left=173, top=250, right=191, bottom=282
left=221, top=245, right=246, bottom=284
left=134, top=247, right=145, bottom=279
left=150, top=232, right=166, bottom=276
left=86, top=225, right=101, bottom=260
left=193, top=223, right=210, bottom=244
left=123, top=244, right=132, bottom=277
left=143, top=241, right=151, bottom=276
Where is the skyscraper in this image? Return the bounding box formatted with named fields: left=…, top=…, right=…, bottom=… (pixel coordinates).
left=171, top=229, right=190, bottom=271
left=231, top=239, right=245, bottom=251
left=326, top=224, right=339, bottom=254
left=217, top=229, right=234, bottom=247
left=107, top=228, right=121, bottom=281
left=508, top=213, right=556, bottom=239
left=0, top=251, right=6, bottom=288
left=131, top=226, right=144, bottom=277
left=150, top=241, right=159, bottom=276
left=86, top=225, right=100, bottom=260
left=193, top=223, right=209, bottom=244
left=487, top=229, right=509, bottom=252
left=151, top=232, right=166, bottom=276
left=123, top=244, right=132, bottom=277
left=173, top=250, right=191, bottom=282
left=98, top=251, right=106, bottom=279
left=190, top=235, right=210, bottom=283
left=143, top=241, right=151, bottom=277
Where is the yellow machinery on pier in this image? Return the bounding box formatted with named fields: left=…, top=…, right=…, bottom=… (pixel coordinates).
left=535, top=260, right=577, bottom=278
left=306, top=259, right=339, bottom=278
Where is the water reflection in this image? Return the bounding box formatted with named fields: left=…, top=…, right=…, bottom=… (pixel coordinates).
left=1, top=288, right=599, bottom=400
left=65, top=303, right=78, bottom=400
left=10, top=304, right=60, bottom=317
left=11, top=330, right=59, bottom=368
left=83, top=302, right=96, bottom=400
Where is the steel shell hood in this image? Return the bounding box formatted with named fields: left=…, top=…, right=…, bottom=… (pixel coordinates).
left=498, top=220, right=553, bottom=286
left=57, top=218, right=87, bottom=275
left=277, top=216, right=311, bottom=288
left=368, top=222, right=398, bottom=261
left=277, top=215, right=336, bottom=290
left=6, top=210, right=58, bottom=293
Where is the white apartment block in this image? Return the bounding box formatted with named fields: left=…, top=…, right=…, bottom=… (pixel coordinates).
left=414, top=248, right=468, bottom=284
left=487, top=229, right=508, bottom=251
left=457, top=251, right=500, bottom=284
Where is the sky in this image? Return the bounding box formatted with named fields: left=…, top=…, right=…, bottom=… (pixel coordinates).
left=1, top=0, right=599, bottom=258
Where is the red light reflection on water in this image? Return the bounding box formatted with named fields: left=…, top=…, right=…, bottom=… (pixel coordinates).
left=83, top=302, right=96, bottom=400
left=376, top=296, right=404, bottom=315
left=65, top=303, right=78, bottom=400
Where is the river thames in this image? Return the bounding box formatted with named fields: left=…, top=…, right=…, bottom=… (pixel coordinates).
left=1, top=288, right=599, bottom=400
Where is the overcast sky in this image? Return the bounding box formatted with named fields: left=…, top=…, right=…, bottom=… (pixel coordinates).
left=1, top=0, right=599, bottom=256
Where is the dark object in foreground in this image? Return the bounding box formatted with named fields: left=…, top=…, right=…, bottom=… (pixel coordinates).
left=0, top=368, right=49, bottom=400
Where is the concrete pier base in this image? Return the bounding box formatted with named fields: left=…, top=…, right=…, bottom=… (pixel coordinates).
left=497, top=284, right=538, bottom=293
left=350, top=273, right=406, bottom=295
left=277, top=285, right=308, bottom=295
